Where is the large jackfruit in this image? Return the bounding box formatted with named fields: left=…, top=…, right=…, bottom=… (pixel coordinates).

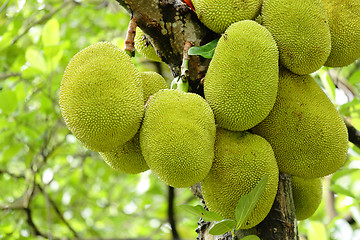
left=201, top=128, right=279, bottom=229
left=98, top=71, right=167, bottom=174
left=262, top=0, right=331, bottom=75
left=204, top=20, right=279, bottom=131
left=140, top=71, right=168, bottom=103
left=291, top=176, right=323, bottom=221
left=192, top=0, right=262, bottom=33
left=99, top=133, right=149, bottom=174
left=60, top=42, right=144, bottom=152
left=140, top=89, right=216, bottom=188
left=252, top=69, right=348, bottom=179
left=322, top=0, right=360, bottom=67
left=134, top=27, right=162, bottom=62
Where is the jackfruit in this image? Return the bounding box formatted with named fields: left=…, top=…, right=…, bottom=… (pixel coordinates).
left=201, top=128, right=279, bottom=229
left=140, top=89, right=216, bottom=188
left=291, top=176, right=323, bottom=221
left=262, top=0, right=331, bottom=75
left=60, top=42, right=144, bottom=152
left=204, top=20, right=279, bottom=131
left=192, top=0, right=262, bottom=33
left=252, top=69, right=348, bottom=179
left=99, top=133, right=149, bottom=174
left=98, top=71, right=167, bottom=173
left=134, top=27, right=162, bottom=62
left=322, top=0, right=360, bottom=67
left=140, top=71, right=168, bottom=103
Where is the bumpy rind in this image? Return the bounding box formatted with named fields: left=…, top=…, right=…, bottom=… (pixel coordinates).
left=252, top=69, right=348, bottom=178
left=193, top=0, right=262, bottom=33
left=140, top=71, right=168, bottom=103
left=204, top=20, right=279, bottom=131
left=322, top=0, right=360, bottom=67
left=201, top=128, right=279, bottom=229
left=140, top=89, right=216, bottom=188
left=60, top=42, right=144, bottom=152
left=134, top=27, right=162, bottom=62
left=291, top=176, right=323, bottom=221
left=262, top=0, right=331, bottom=75
left=99, top=133, right=149, bottom=174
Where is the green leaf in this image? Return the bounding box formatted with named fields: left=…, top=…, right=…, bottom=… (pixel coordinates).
left=0, top=90, right=18, bottom=114
left=179, top=204, right=223, bottom=222
left=188, top=38, right=219, bottom=59
left=235, top=175, right=268, bottom=230
left=42, top=18, right=60, bottom=46
left=319, top=69, right=335, bottom=103
left=241, top=235, right=261, bottom=240
left=25, top=47, right=47, bottom=73
left=307, top=221, right=328, bottom=240
left=348, top=70, right=360, bottom=85
left=329, top=184, right=356, bottom=198
left=209, top=219, right=235, bottom=235
left=331, top=168, right=360, bottom=182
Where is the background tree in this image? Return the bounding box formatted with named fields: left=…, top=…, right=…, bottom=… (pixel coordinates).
left=0, top=0, right=360, bottom=239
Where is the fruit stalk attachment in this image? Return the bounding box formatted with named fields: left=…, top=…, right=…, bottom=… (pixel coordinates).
left=124, top=15, right=137, bottom=57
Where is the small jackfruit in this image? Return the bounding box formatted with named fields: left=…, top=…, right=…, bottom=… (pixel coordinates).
left=252, top=69, right=348, bottom=179
left=291, top=176, right=323, bottom=221
left=322, top=0, right=360, bottom=67
left=140, top=89, right=216, bottom=188
left=262, top=0, right=331, bottom=75
left=134, top=27, right=162, bottom=62
left=201, top=128, right=279, bottom=229
left=99, top=133, right=149, bottom=174
left=60, top=42, right=144, bottom=152
left=193, top=0, right=262, bottom=33
left=140, top=71, right=168, bottom=103
left=204, top=20, right=279, bottom=131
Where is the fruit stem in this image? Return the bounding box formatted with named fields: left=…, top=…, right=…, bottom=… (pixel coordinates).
left=124, top=15, right=137, bottom=57
left=175, top=41, right=193, bottom=93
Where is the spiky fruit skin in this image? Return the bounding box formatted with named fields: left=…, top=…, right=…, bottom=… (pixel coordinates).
left=193, top=0, right=262, bottom=33
left=99, top=133, right=149, bottom=174
left=252, top=70, right=348, bottom=179
left=204, top=20, right=279, bottom=131
left=140, top=89, right=216, bottom=188
left=291, top=176, right=323, bottom=221
left=262, top=0, right=331, bottom=75
left=140, top=71, right=168, bottom=103
left=201, top=129, right=279, bottom=229
left=60, top=42, right=143, bottom=152
left=322, top=0, right=360, bottom=67
left=134, top=27, right=162, bottom=62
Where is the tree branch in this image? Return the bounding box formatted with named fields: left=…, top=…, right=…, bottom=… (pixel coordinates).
left=168, top=186, right=180, bottom=240
left=115, top=0, right=217, bottom=95
left=345, top=119, right=360, bottom=149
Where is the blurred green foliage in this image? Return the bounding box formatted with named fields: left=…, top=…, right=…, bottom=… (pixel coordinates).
left=0, top=0, right=360, bottom=239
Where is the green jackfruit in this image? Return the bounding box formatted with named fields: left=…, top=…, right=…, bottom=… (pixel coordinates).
left=140, top=71, right=168, bottom=103
left=140, top=89, right=216, bottom=188
left=204, top=20, right=279, bottom=131
left=98, top=71, right=167, bottom=174
left=252, top=69, right=348, bottom=179
left=193, top=0, right=262, bottom=33
left=262, top=0, right=331, bottom=75
left=322, top=0, right=360, bottom=67
left=99, top=133, right=149, bottom=174
left=201, top=128, right=279, bottom=229
left=291, top=176, right=323, bottom=221
left=134, top=27, right=162, bottom=62
left=60, top=42, right=143, bottom=152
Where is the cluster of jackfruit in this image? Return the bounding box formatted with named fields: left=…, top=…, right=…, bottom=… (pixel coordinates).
left=59, top=0, right=358, bottom=231
left=191, top=0, right=356, bottom=225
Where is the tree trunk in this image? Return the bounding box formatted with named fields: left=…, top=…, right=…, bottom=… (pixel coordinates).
left=116, top=1, right=299, bottom=239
